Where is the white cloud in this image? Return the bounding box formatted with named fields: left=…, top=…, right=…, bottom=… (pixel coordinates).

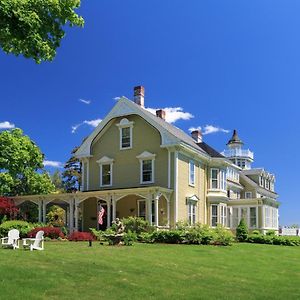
left=0, top=121, right=15, bottom=129
left=79, top=99, right=91, bottom=105
left=43, top=160, right=63, bottom=168
left=146, top=107, right=194, bottom=123
left=189, top=125, right=229, bottom=135
left=113, top=96, right=121, bottom=101
left=71, top=118, right=102, bottom=133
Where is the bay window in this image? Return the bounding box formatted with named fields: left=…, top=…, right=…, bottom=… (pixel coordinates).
left=210, top=168, right=226, bottom=190
left=211, top=205, right=218, bottom=227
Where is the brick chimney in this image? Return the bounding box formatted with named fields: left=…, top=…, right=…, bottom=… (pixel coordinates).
left=156, top=109, right=166, bottom=121
left=134, top=86, right=145, bottom=107
left=191, top=130, right=202, bottom=143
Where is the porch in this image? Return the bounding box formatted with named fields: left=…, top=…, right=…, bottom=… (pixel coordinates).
left=12, top=186, right=173, bottom=232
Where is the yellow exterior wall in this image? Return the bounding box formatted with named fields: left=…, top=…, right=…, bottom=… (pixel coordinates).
left=83, top=197, right=97, bottom=230
left=177, top=153, right=206, bottom=224
left=88, top=115, right=168, bottom=190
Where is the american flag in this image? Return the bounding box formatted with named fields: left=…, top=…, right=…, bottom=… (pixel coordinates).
left=98, top=206, right=105, bottom=225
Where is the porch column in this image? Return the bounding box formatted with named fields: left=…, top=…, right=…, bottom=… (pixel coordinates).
left=112, top=198, right=116, bottom=222
left=107, top=199, right=111, bottom=228
left=69, top=200, right=74, bottom=233
left=42, top=201, right=47, bottom=224
left=74, top=201, right=79, bottom=231
left=147, top=195, right=152, bottom=225
left=167, top=201, right=170, bottom=227
left=155, top=198, right=159, bottom=227
left=38, top=201, right=42, bottom=223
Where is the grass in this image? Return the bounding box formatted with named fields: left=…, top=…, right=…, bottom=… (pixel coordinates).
left=0, top=242, right=300, bottom=300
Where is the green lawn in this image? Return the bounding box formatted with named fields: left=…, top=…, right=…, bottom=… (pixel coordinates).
left=0, top=242, right=299, bottom=300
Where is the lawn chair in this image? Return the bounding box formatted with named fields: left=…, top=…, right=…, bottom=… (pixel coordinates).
left=1, top=229, right=20, bottom=250
left=23, top=230, right=44, bottom=251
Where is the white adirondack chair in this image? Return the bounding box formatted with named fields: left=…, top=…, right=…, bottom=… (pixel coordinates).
left=1, top=229, right=20, bottom=250
left=23, top=230, right=44, bottom=251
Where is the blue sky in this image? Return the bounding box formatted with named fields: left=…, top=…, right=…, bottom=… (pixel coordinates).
left=0, top=1, right=299, bottom=225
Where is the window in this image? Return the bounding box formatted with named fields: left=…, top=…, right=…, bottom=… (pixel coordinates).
left=137, top=151, right=156, bottom=184
left=211, top=169, right=219, bottom=189
left=245, top=192, right=252, bottom=199
left=188, top=202, right=196, bottom=225
left=121, top=127, right=131, bottom=148
left=232, top=208, right=239, bottom=228
left=116, top=118, right=134, bottom=150
left=260, top=176, right=264, bottom=187
left=138, top=200, right=146, bottom=220
left=97, top=156, right=114, bottom=187
left=189, top=160, right=195, bottom=186
left=227, top=207, right=231, bottom=228
left=101, top=164, right=112, bottom=186
left=265, top=207, right=271, bottom=228
left=250, top=207, right=257, bottom=228
left=211, top=205, right=218, bottom=227
left=142, top=160, right=153, bottom=183
left=220, top=205, right=227, bottom=227
left=210, top=168, right=226, bottom=190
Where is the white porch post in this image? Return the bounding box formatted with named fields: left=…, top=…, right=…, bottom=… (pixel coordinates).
left=147, top=195, right=152, bottom=225
left=107, top=199, right=111, bottom=228
left=167, top=200, right=170, bottom=227
left=42, top=201, right=47, bottom=224
left=155, top=197, right=159, bottom=227
left=69, top=200, right=74, bottom=233
left=112, top=197, right=116, bottom=222
left=38, top=201, right=42, bottom=223
left=74, top=201, right=79, bottom=231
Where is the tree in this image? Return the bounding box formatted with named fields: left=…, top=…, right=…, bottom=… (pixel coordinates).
left=62, top=146, right=81, bottom=192
left=51, top=170, right=65, bottom=193
left=0, top=197, right=19, bottom=222
left=47, top=205, right=65, bottom=227
left=0, top=0, right=84, bottom=63
left=236, top=218, right=249, bottom=242
left=0, top=128, right=55, bottom=196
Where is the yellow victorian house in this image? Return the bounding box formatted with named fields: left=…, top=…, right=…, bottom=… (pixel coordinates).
left=13, top=86, right=279, bottom=233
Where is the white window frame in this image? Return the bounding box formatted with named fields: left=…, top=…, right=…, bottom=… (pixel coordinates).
left=210, top=168, right=219, bottom=189
left=97, top=156, right=114, bottom=187
left=211, top=204, right=218, bottom=227
left=245, top=192, right=252, bottom=199
left=189, top=160, right=195, bottom=186
left=220, top=204, right=227, bottom=227
left=137, top=151, right=156, bottom=184
left=116, top=118, right=134, bottom=150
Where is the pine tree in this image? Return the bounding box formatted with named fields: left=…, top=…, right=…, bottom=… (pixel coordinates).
left=236, top=218, right=249, bottom=242
left=62, top=146, right=81, bottom=192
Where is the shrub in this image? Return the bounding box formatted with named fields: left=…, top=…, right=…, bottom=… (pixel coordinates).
left=236, top=218, right=248, bottom=242
left=182, top=228, right=203, bottom=244
left=138, top=232, right=155, bottom=243
left=68, top=231, right=95, bottom=241
left=247, top=234, right=300, bottom=246
left=252, top=230, right=261, bottom=235
left=152, top=230, right=183, bottom=244
left=28, top=227, right=64, bottom=239
left=196, top=224, right=215, bottom=245
left=213, top=225, right=234, bottom=246
left=0, top=220, right=34, bottom=238
left=123, top=230, right=137, bottom=246
left=122, top=217, right=155, bottom=234
left=266, top=230, right=276, bottom=236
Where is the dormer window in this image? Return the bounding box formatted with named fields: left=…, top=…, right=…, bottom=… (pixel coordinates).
left=97, top=156, right=114, bottom=187
left=137, top=151, right=156, bottom=184
left=116, top=118, right=134, bottom=150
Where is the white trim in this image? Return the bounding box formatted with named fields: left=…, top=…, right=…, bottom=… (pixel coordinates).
left=81, top=160, right=85, bottom=191
left=168, top=150, right=171, bottom=189
left=86, top=159, right=90, bottom=191
left=99, top=163, right=113, bottom=187
left=174, top=151, right=179, bottom=223
left=137, top=151, right=156, bottom=184
left=97, top=156, right=114, bottom=187
left=116, top=118, right=134, bottom=150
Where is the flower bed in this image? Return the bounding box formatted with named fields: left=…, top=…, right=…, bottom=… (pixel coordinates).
left=28, top=227, right=64, bottom=239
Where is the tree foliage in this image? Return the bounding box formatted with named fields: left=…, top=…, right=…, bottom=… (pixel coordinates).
left=0, top=128, right=55, bottom=196
left=51, top=170, right=65, bottom=193
left=62, top=146, right=81, bottom=192
left=236, top=218, right=249, bottom=242
left=0, top=197, right=19, bottom=222
left=0, top=0, right=84, bottom=63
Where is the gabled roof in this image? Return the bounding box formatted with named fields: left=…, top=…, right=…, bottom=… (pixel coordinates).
left=75, top=97, right=225, bottom=160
